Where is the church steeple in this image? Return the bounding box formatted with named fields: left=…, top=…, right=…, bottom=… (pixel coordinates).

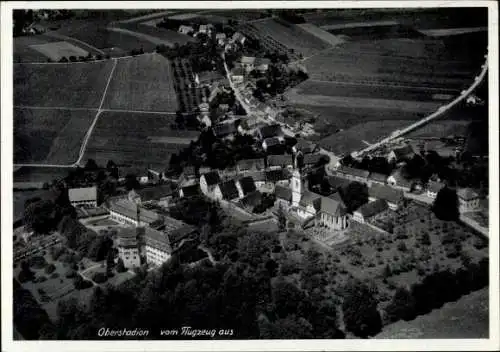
left=292, top=164, right=306, bottom=208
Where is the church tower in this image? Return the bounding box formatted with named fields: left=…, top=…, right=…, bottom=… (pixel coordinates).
left=292, top=167, right=306, bottom=207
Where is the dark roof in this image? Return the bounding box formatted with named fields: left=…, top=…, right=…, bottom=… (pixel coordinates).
left=202, top=171, right=221, bottom=186
left=389, top=169, right=413, bottom=188
left=294, top=139, right=317, bottom=153
left=213, top=122, right=237, bottom=137
left=299, top=191, right=321, bottom=209
left=265, top=169, right=291, bottom=182
left=368, top=184, right=404, bottom=204
left=182, top=165, right=196, bottom=177
left=246, top=170, right=266, bottom=182
left=237, top=158, right=265, bottom=171
left=457, top=188, right=480, bottom=201
left=319, top=196, right=346, bottom=216
left=327, top=175, right=352, bottom=189
left=238, top=176, right=256, bottom=195
left=258, top=124, right=283, bottom=139
left=369, top=172, right=388, bottom=183
left=136, top=185, right=174, bottom=201
left=267, top=154, right=293, bottom=167
left=117, top=227, right=138, bottom=248
left=144, top=227, right=172, bottom=253
left=391, top=145, right=415, bottom=160
left=303, top=154, right=327, bottom=166
left=240, top=191, right=262, bottom=208
left=68, top=186, right=97, bottom=202
left=263, top=137, right=282, bottom=147
left=109, top=199, right=161, bottom=225
left=355, top=199, right=388, bottom=218
left=275, top=185, right=292, bottom=201
left=218, top=180, right=240, bottom=200
left=336, top=165, right=370, bottom=179
left=180, top=184, right=200, bottom=197
left=428, top=180, right=446, bottom=193
left=163, top=221, right=196, bottom=246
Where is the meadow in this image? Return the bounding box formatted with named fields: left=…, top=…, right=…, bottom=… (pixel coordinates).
left=112, top=22, right=195, bottom=46
left=82, top=110, right=198, bottom=169
left=14, top=60, right=115, bottom=108
left=102, top=54, right=178, bottom=112
left=14, top=108, right=95, bottom=164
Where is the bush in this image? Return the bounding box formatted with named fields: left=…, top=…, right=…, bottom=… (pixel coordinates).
left=44, top=263, right=56, bottom=274
left=73, top=275, right=93, bottom=290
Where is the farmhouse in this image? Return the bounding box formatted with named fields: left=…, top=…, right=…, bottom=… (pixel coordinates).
left=240, top=56, right=256, bottom=72
left=292, top=139, right=318, bottom=154
left=178, top=25, right=194, bottom=35
left=179, top=184, right=201, bottom=198
left=68, top=186, right=98, bottom=208
left=236, top=176, right=257, bottom=198
left=335, top=165, right=370, bottom=183
left=427, top=180, right=446, bottom=199
left=275, top=184, right=293, bottom=211
left=352, top=199, right=388, bottom=224
left=387, top=145, right=416, bottom=164
left=231, top=32, right=247, bottom=46
left=237, top=158, right=265, bottom=172
left=457, top=188, right=481, bottom=213
left=213, top=121, right=238, bottom=139
left=117, top=228, right=141, bottom=269
left=387, top=169, right=412, bottom=191
left=368, top=172, right=388, bottom=185
left=302, top=154, right=326, bottom=167
left=257, top=124, right=284, bottom=140
left=214, top=180, right=240, bottom=201
left=231, top=67, right=245, bottom=83
left=255, top=58, right=271, bottom=73
left=144, top=226, right=172, bottom=267
left=127, top=184, right=174, bottom=207
left=200, top=171, right=221, bottom=197
left=109, top=199, right=163, bottom=228
left=267, top=154, right=293, bottom=170
left=368, top=184, right=404, bottom=210
left=262, top=137, right=283, bottom=151
left=216, top=32, right=227, bottom=46
left=265, top=169, right=292, bottom=188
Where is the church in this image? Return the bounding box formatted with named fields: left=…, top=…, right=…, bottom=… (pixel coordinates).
left=277, top=161, right=349, bottom=231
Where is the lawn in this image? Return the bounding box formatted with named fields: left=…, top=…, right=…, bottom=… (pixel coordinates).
left=83, top=110, right=196, bottom=169
left=406, top=120, right=471, bottom=138
left=252, top=18, right=331, bottom=57
left=14, top=108, right=96, bottom=164
left=13, top=166, right=72, bottom=183
left=29, top=41, right=89, bottom=61
left=14, top=60, right=115, bottom=108
left=14, top=35, right=62, bottom=63
left=102, top=53, right=178, bottom=111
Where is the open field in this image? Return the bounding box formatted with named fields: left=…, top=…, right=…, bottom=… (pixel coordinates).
left=251, top=18, right=331, bottom=57
left=14, top=60, right=115, bottom=108
left=14, top=108, right=95, bottom=164
left=13, top=189, right=58, bottom=223
left=406, top=120, right=471, bottom=138
left=109, top=22, right=195, bottom=47
left=30, top=41, right=88, bottom=61
left=83, top=110, right=197, bottom=169
left=13, top=166, right=72, bottom=183
left=375, top=287, right=488, bottom=338
left=297, top=23, right=346, bottom=46
left=14, top=35, right=63, bottom=63
left=102, top=54, right=178, bottom=111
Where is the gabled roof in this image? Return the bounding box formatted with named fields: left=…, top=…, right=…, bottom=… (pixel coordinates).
left=201, top=171, right=221, bottom=186
left=368, top=184, right=404, bottom=204
left=238, top=176, right=256, bottom=195
left=231, top=67, right=246, bottom=76
left=369, top=172, right=388, bottom=183
left=180, top=184, right=200, bottom=197
left=294, top=139, right=317, bottom=153
left=299, top=191, right=321, bottom=208
left=136, top=185, right=174, bottom=202
left=267, top=154, right=293, bottom=167
left=327, top=175, right=352, bottom=189
left=263, top=137, right=282, bottom=147
left=213, top=122, right=237, bottom=137
left=457, top=188, right=480, bottom=201
left=303, top=153, right=327, bottom=166
left=246, top=170, right=266, bottom=182
left=265, top=169, right=291, bottom=182
left=240, top=56, right=256, bottom=65
left=144, top=227, right=171, bottom=253
left=117, top=227, right=138, bottom=248
left=319, top=195, right=346, bottom=216
left=388, top=169, right=412, bottom=188
left=182, top=165, right=196, bottom=177
left=390, top=145, right=415, bottom=160
left=355, top=199, right=388, bottom=218
left=428, top=180, right=446, bottom=193
left=237, top=158, right=265, bottom=171
left=69, top=186, right=97, bottom=202
left=109, top=199, right=161, bottom=225
left=255, top=58, right=271, bottom=66
left=275, top=184, right=292, bottom=201
left=258, top=124, right=283, bottom=139
left=240, top=191, right=262, bottom=208
left=218, top=180, right=240, bottom=200
left=336, top=165, right=370, bottom=179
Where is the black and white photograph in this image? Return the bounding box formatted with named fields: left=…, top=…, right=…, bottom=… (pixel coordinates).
left=1, top=1, right=498, bottom=351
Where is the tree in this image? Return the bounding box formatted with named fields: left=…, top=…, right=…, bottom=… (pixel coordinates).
left=432, top=187, right=459, bottom=221
left=339, top=181, right=369, bottom=213
left=342, top=279, right=382, bottom=337
left=84, top=159, right=99, bottom=170
left=385, top=287, right=416, bottom=323
left=24, top=200, right=56, bottom=234
left=124, top=174, right=140, bottom=191
left=116, top=258, right=127, bottom=273
left=277, top=204, right=287, bottom=231
left=106, top=250, right=115, bottom=274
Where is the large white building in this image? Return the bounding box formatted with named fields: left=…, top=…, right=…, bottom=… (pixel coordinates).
left=109, top=199, right=163, bottom=227
left=117, top=228, right=141, bottom=269
left=68, top=186, right=97, bottom=208
left=144, top=227, right=172, bottom=267
left=457, top=188, right=481, bottom=213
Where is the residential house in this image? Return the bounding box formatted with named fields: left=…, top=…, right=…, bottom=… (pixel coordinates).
left=387, top=145, right=416, bottom=164
left=200, top=171, right=221, bottom=197
left=68, top=186, right=98, bottom=208
left=427, top=180, right=446, bottom=199
left=240, top=56, right=256, bottom=72
left=109, top=199, right=163, bottom=228
left=198, top=24, right=214, bottom=35
left=255, top=58, right=271, bottom=73
left=264, top=169, right=291, bottom=189
left=352, top=199, right=388, bottom=224
left=178, top=25, right=194, bottom=35
left=387, top=169, right=412, bottom=191
left=262, top=137, right=283, bottom=152
left=256, top=124, right=284, bottom=141
left=457, top=188, right=481, bottom=213
left=368, top=172, right=388, bottom=186
left=302, top=154, right=327, bottom=168
left=231, top=32, right=246, bottom=46
left=179, top=184, right=200, bottom=198
left=239, top=191, right=263, bottom=212
left=127, top=184, right=174, bottom=207
left=292, top=139, right=318, bottom=154
left=236, top=158, right=265, bottom=173
left=213, top=121, right=238, bottom=140
left=275, top=184, right=293, bottom=211
left=199, top=166, right=212, bottom=175
left=231, top=67, right=245, bottom=83
left=247, top=171, right=266, bottom=191
left=368, top=184, right=404, bottom=210
left=144, top=226, right=172, bottom=267
left=216, top=32, right=227, bottom=46
left=326, top=175, right=352, bottom=192
left=335, top=165, right=370, bottom=183
left=267, top=154, right=293, bottom=170
left=179, top=166, right=197, bottom=186
left=117, top=227, right=141, bottom=269
left=236, top=176, right=257, bottom=198
left=214, top=180, right=240, bottom=201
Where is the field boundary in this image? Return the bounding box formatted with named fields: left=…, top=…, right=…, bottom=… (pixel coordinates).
left=307, top=79, right=461, bottom=92
left=43, top=32, right=106, bottom=55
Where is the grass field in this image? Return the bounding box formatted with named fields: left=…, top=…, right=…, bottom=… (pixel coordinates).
left=13, top=189, right=58, bottom=223
left=30, top=41, right=89, bottom=61
left=252, top=18, right=331, bottom=57
left=13, top=166, right=72, bottom=183
left=83, top=110, right=197, bottom=169
left=297, top=23, right=346, bottom=46
left=14, top=60, right=115, bottom=108
left=102, top=54, right=178, bottom=111
left=375, top=287, right=488, bottom=338
left=14, top=35, right=62, bottom=63
left=14, top=108, right=96, bottom=164
left=113, top=22, right=195, bottom=46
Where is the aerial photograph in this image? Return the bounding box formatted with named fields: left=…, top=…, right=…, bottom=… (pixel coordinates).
left=8, top=5, right=492, bottom=344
